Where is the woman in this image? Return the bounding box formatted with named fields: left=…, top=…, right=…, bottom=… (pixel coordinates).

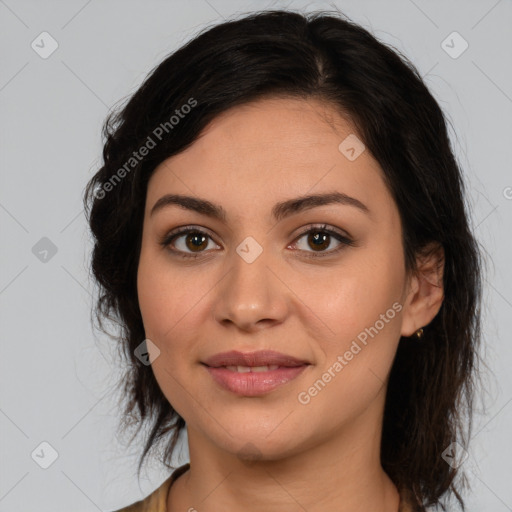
left=84, top=9, right=483, bottom=512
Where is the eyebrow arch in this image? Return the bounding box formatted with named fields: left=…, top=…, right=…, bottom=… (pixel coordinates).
left=149, top=191, right=370, bottom=222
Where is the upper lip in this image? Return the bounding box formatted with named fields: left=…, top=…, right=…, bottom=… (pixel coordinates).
left=203, top=350, right=310, bottom=368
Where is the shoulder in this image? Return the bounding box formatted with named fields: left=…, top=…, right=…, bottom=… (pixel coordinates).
left=110, top=463, right=190, bottom=512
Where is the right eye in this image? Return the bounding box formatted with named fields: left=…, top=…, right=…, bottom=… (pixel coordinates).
left=159, top=226, right=221, bottom=258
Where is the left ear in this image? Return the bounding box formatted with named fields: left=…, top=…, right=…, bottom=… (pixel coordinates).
left=400, top=242, right=445, bottom=337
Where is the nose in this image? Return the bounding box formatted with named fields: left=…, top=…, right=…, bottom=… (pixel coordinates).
left=213, top=244, right=289, bottom=332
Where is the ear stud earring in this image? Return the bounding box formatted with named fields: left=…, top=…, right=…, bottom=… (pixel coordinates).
left=414, top=327, right=424, bottom=339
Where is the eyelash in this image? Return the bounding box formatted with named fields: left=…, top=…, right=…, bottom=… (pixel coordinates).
left=159, top=224, right=355, bottom=260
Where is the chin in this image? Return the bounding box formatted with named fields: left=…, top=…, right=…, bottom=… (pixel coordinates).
left=204, top=422, right=309, bottom=463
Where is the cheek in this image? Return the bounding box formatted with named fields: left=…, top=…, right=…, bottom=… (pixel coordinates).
left=308, top=246, right=405, bottom=397
left=137, top=250, right=204, bottom=416
left=297, top=267, right=404, bottom=423
left=138, top=261, right=194, bottom=339
left=312, top=254, right=404, bottom=340
left=137, top=257, right=168, bottom=336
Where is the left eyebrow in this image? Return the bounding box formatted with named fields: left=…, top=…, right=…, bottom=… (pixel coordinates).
left=272, top=191, right=370, bottom=222
left=149, top=191, right=370, bottom=222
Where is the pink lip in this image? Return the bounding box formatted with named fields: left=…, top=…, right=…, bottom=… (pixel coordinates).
left=204, top=365, right=308, bottom=396
left=202, top=350, right=310, bottom=396
left=203, top=350, right=309, bottom=368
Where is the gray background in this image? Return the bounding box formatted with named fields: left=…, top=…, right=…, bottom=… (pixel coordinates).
left=0, top=0, right=511, bottom=510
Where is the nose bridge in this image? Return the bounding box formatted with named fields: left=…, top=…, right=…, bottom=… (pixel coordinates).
left=214, top=235, right=286, bottom=329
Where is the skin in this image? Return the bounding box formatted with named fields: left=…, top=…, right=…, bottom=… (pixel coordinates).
left=136, top=97, right=445, bottom=512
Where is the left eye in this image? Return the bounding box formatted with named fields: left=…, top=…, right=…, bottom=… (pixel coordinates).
left=160, top=224, right=354, bottom=259
left=290, top=224, right=355, bottom=257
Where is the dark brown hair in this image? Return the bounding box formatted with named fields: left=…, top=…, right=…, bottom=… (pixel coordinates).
left=83, top=9, right=483, bottom=510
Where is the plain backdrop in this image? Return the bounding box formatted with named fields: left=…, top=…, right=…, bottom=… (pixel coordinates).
left=0, top=0, right=511, bottom=511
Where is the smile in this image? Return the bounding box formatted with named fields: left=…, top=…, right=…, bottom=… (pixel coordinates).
left=224, top=365, right=280, bottom=372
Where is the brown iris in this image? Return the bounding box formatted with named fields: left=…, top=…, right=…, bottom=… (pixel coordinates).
left=307, top=232, right=330, bottom=251
left=185, top=232, right=208, bottom=252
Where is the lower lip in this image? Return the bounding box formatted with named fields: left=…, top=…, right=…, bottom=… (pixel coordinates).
left=204, top=365, right=308, bottom=396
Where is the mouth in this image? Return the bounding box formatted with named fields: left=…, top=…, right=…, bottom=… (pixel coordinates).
left=221, top=364, right=282, bottom=372
left=202, top=350, right=311, bottom=396
left=203, top=349, right=309, bottom=368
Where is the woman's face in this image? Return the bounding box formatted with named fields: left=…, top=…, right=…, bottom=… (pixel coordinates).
left=137, top=97, right=414, bottom=460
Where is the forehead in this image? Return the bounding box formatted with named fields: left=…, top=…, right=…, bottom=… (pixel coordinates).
left=177, top=97, right=363, bottom=165
left=146, top=97, right=394, bottom=222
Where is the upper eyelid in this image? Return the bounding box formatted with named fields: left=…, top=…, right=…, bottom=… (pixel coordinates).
left=293, top=223, right=351, bottom=239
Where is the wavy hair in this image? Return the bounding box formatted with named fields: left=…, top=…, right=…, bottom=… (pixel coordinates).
left=83, top=9, right=483, bottom=510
